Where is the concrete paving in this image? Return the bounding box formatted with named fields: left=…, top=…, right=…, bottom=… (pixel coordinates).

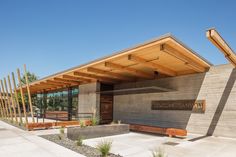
left=0, top=120, right=84, bottom=157
left=1, top=120, right=236, bottom=157
left=84, top=132, right=236, bottom=157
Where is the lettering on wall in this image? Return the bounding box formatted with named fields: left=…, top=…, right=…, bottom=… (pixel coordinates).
left=151, top=100, right=206, bottom=113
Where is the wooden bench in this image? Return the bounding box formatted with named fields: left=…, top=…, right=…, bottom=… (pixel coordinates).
left=26, top=120, right=92, bottom=131
left=45, top=111, right=69, bottom=121
left=26, top=122, right=53, bottom=131
left=129, top=124, right=187, bottom=137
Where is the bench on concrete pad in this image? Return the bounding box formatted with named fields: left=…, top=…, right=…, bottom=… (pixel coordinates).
left=129, top=124, right=187, bottom=137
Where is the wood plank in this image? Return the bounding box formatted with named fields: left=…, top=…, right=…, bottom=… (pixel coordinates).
left=206, top=29, right=236, bottom=67
left=26, top=120, right=91, bottom=131
left=39, top=82, right=63, bottom=88
left=0, top=95, right=5, bottom=118
left=12, top=72, right=23, bottom=124
left=128, top=55, right=177, bottom=76
left=17, top=68, right=28, bottom=124
left=7, top=75, right=18, bottom=122
left=45, top=81, right=66, bottom=87
left=62, top=75, right=91, bottom=82
left=130, top=124, right=187, bottom=137
left=0, top=82, right=9, bottom=118
left=54, top=77, right=81, bottom=84
left=24, top=65, right=35, bottom=123
left=87, top=67, right=133, bottom=81
left=104, top=62, right=154, bottom=79
left=73, top=71, right=118, bottom=83
left=48, top=79, right=73, bottom=86
left=160, top=44, right=206, bottom=72
left=3, top=78, right=13, bottom=121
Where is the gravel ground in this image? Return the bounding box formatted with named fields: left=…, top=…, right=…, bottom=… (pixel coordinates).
left=40, top=134, right=123, bottom=157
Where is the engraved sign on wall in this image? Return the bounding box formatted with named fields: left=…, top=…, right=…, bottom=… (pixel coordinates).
left=151, top=100, right=206, bottom=113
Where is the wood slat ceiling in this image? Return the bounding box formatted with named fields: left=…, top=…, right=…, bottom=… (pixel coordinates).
left=20, top=34, right=212, bottom=94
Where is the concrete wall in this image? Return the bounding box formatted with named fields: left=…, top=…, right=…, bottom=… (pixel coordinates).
left=78, top=82, right=100, bottom=118
left=113, top=64, right=236, bottom=138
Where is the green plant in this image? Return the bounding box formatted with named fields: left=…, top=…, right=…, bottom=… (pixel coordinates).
left=117, top=120, right=121, bottom=124
left=60, top=126, right=65, bottom=134
left=152, top=147, right=167, bottom=157
left=91, top=116, right=99, bottom=126
left=59, top=126, right=65, bottom=139
left=80, top=120, right=86, bottom=128
left=96, top=140, right=112, bottom=157
left=76, top=136, right=84, bottom=146
left=58, top=134, right=62, bottom=140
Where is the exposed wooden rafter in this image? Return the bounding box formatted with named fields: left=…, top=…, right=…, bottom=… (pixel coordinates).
left=73, top=71, right=118, bottom=83
left=53, top=78, right=81, bottom=84
left=46, top=80, right=70, bottom=86
left=104, top=62, right=154, bottom=79
left=87, top=67, right=133, bottom=81
left=160, top=44, right=206, bottom=72
left=62, top=75, right=91, bottom=82
left=206, top=29, right=236, bottom=67
left=128, top=55, right=177, bottom=76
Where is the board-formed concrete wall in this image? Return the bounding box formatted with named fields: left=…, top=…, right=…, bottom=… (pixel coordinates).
left=113, top=64, right=236, bottom=138
left=78, top=82, right=100, bottom=118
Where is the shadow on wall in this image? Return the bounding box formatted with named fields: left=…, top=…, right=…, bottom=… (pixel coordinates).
left=114, top=72, right=207, bottom=130
left=207, top=69, right=236, bottom=135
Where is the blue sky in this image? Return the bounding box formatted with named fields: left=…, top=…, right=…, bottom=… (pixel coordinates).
left=0, top=0, right=235, bottom=79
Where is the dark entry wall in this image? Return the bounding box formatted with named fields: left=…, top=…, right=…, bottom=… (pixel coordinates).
left=113, top=64, right=236, bottom=138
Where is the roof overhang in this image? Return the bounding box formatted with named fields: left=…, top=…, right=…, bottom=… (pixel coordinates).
left=20, top=34, right=212, bottom=94
left=206, top=28, right=236, bottom=67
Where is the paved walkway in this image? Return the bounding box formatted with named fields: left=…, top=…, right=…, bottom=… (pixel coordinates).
left=1, top=120, right=236, bottom=157
left=0, top=120, right=84, bottom=157
left=84, top=132, right=236, bottom=157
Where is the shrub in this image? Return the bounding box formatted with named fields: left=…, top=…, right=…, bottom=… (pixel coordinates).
left=152, top=147, right=167, bottom=157
left=91, top=116, right=100, bottom=126
left=76, top=136, right=84, bottom=146
left=80, top=120, right=86, bottom=128
left=96, top=140, right=112, bottom=157
left=60, top=126, right=65, bottom=134
left=59, top=126, right=65, bottom=139
left=58, top=134, right=62, bottom=140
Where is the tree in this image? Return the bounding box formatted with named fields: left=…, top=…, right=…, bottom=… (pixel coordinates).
left=17, top=71, right=39, bottom=112
left=20, top=72, right=39, bottom=86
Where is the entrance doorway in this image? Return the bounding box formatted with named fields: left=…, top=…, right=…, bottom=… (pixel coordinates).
left=100, top=84, right=113, bottom=124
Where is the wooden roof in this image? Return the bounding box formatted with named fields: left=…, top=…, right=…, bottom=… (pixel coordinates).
left=21, top=34, right=212, bottom=94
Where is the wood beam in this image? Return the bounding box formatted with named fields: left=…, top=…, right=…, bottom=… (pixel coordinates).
left=49, top=79, right=74, bottom=86
left=45, top=80, right=68, bottom=87
left=17, top=68, right=28, bottom=124
left=54, top=78, right=80, bottom=84
left=73, top=71, right=118, bottom=83
left=24, top=65, right=35, bottom=123
left=160, top=44, right=206, bottom=72
left=62, top=75, right=91, bottom=82
left=0, top=87, right=7, bottom=118
left=87, top=67, right=133, bottom=81
left=39, top=82, right=64, bottom=88
left=3, top=78, right=13, bottom=121
left=12, top=72, right=23, bottom=124
left=0, top=82, right=9, bottom=118
left=128, top=55, right=177, bottom=76
left=7, top=75, right=17, bottom=122
left=206, top=29, right=236, bottom=67
left=104, top=62, right=154, bottom=79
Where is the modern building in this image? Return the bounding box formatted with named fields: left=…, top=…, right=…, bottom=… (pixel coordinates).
left=20, top=29, right=236, bottom=138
